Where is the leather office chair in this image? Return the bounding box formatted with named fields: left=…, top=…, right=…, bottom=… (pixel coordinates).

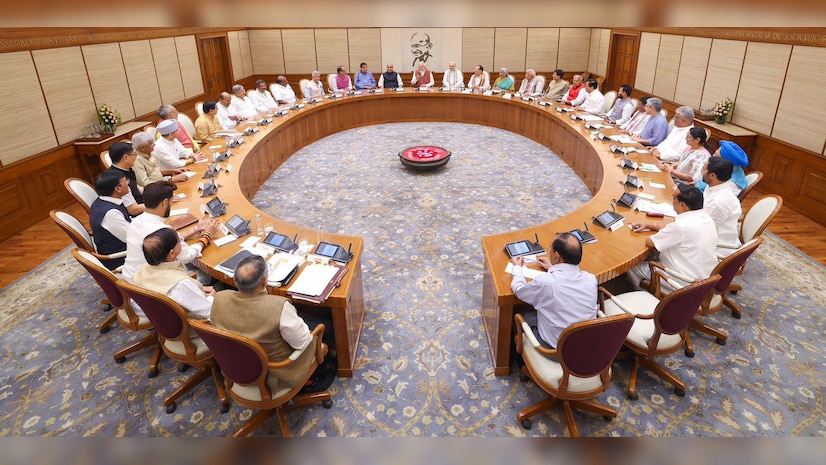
left=514, top=313, right=634, bottom=437
left=190, top=320, right=333, bottom=437
left=195, top=101, right=204, bottom=116
left=738, top=171, right=764, bottom=203
left=72, top=249, right=162, bottom=375
left=117, top=281, right=229, bottom=414
left=602, top=90, right=617, bottom=114
left=50, top=209, right=125, bottom=269
left=64, top=178, right=97, bottom=214
left=600, top=274, right=721, bottom=399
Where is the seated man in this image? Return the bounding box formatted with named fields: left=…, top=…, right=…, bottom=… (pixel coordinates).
left=133, top=228, right=214, bottom=320
left=702, top=157, right=742, bottom=257
left=492, top=67, right=514, bottom=92
left=517, top=69, right=543, bottom=97
left=631, top=97, right=668, bottom=146
left=89, top=170, right=132, bottom=270
left=216, top=91, right=241, bottom=129
left=605, top=84, right=634, bottom=124
left=303, top=71, right=325, bottom=99
left=544, top=69, right=569, bottom=101
left=650, top=105, right=695, bottom=162
left=442, top=61, right=464, bottom=90
left=467, top=65, right=490, bottom=91
left=131, top=131, right=188, bottom=187
left=211, top=255, right=336, bottom=394
left=248, top=79, right=279, bottom=114
left=331, top=66, right=353, bottom=92
left=619, top=96, right=650, bottom=135
left=628, top=184, right=718, bottom=289
left=411, top=63, right=434, bottom=89
left=229, top=84, right=258, bottom=120
left=575, top=78, right=605, bottom=114
left=378, top=63, right=403, bottom=89
left=157, top=104, right=198, bottom=150
left=273, top=76, right=297, bottom=105
left=194, top=101, right=224, bottom=144
left=510, top=233, right=598, bottom=349
left=353, top=62, right=376, bottom=90
left=153, top=119, right=204, bottom=170
left=105, top=141, right=144, bottom=216
left=563, top=74, right=586, bottom=106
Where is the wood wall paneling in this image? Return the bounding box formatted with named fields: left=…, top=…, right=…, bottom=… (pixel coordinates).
left=346, top=29, right=382, bottom=74
left=0, top=51, right=57, bottom=166
left=462, top=28, right=494, bottom=74
left=588, top=28, right=600, bottom=74
left=248, top=29, right=285, bottom=76
left=673, top=36, right=712, bottom=110
left=239, top=30, right=253, bottom=79
left=596, top=29, right=610, bottom=77
left=634, top=32, right=660, bottom=93
left=282, top=29, right=318, bottom=75
left=150, top=38, right=186, bottom=105
left=557, top=28, right=591, bottom=71
left=81, top=43, right=136, bottom=123
left=315, top=29, right=350, bottom=75
left=120, top=40, right=163, bottom=118
left=771, top=45, right=826, bottom=154
left=800, top=166, right=826, bottom=212
left=525, top=28, right=559, bottom=72
left=493, top=28, right=527, bottom=74
left=227, top=31, right=244, bottom=81
left=733, top=42, right=791, bottom=135
left=31, top=47, right=98, bottom=145
left=652, top=34, right=684, bottom=102
left=175, top=35, right=205, bottom=99
left=699, top=39, right=746, bottom=111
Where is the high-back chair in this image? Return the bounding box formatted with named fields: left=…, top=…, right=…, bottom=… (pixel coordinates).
left=71, top=249, right=162, bottom=374
left=600, top=274, right=722, bottom=400
left=100, top=150, right=112, bottom=170
left=602, top=90, right=617, bottom=114
left=195, top=101, right=204, bottom=116
left=190, top=320, right=332, bottom=437
left=50, top=209, right=126, bottom=270
left=145, top=126, right=157, bottom=138
left=514, top=313, right=634, bottom=437
left=327, top=73, right=338, bottom=92
left=64, top=178, right=97, bottom=214
left=299, top=79, right=310, bottom=98
left=177, top=113, right=198, bottom=142
left=738, top=171, right=763, bottom=202
left=116, top=281, right=229, bottom=414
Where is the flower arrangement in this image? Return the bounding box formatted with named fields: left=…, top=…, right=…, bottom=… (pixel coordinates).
left=97, top=103, right=122, bottom=132
left=712, top=97, right=734, bottom=121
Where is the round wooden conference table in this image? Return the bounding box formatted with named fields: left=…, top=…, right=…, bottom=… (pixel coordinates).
left=168, top=88, right=675, bottom=377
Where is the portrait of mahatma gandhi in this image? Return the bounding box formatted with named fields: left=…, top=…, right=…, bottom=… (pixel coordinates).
left=410, top=32, right=433, bottom=68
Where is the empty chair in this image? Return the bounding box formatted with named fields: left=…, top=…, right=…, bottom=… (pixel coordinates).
left=601, top=274, right=721, bottom=399
left=739, top=194, right=782, bottom=244
left=602, top=90, right=617, bottom=114
left=738, top=171, right=764, bottom=202
left=117, top=281, right=229, bottom=414
left=515, top=313, right=634, bottom=437
left=190, top=320, right=332, bottom=437
left=64, top=178, right=97, bottom=214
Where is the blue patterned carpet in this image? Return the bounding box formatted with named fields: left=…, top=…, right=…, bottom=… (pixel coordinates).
left=1, top=123, right=824, bottom=437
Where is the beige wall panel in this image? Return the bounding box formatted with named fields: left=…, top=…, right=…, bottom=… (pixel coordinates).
left=380, top=28, right=403, bottom=72
left=282, top=29, right=318, bottom=75
left=462, top=28, right=494, bottom=75
left=700, top=39, right=746, bottom=110
left=239, top=30, right=253, bottom=79
left=587, top=28, right=600, bottom=73
left=81, top=43, right=136, bottom=122
left=557, top=28, right=591, bottom=71
left=150, top=38, right=185, bottom=105
left=652, top=34, right=684, bottom=102
left=733, top=42, right=791, bottom=134
left=596, top=29, right=610, bottom=77
left=347, top=29, right=382, bottom=73
left=0, top=52, right=56, bottom=165
left=249, top=29, right=285, bottom=76
left=525, top=28, right=559, bottom=73
left=120, top=40, right=162, bottom=118
left=772, top=45, right=826, bottom=154
left=673, top=36, right=712, bottom=109
left=227, top=31, right=243, bottom=81
left=635, top=32, right=660, bottom=93
left=32, top=47, right=97, bottom=145
left=315, top=29, right=349, bottom=74
left=175, top=35, right=205, bottom=99
left=441, top=28, right=463, bottom=72
left=493, top=28, right=527, bottom=73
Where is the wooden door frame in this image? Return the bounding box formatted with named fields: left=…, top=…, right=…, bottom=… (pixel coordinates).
left=196, top=33, right=233, bottom=101
left=605, top=29, right=640, bottom=94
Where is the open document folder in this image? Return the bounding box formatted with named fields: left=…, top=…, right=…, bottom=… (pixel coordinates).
left=635, top=199, right=678, bottom=217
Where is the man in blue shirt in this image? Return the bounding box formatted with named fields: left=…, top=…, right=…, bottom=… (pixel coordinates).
left=632, top=97, right=668, bottom=146
left=354, top=62, right=376, bottom=90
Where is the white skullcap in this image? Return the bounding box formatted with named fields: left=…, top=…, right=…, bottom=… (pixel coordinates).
left=157, top=119, right=178, bottom=136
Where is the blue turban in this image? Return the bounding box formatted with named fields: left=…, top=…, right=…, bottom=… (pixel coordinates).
left=718, top=140, right=749, bottom=167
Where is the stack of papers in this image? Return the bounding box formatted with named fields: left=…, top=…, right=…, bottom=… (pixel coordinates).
left=287, top=264, right=339, bottom=297
left=609, top=134, right=636, bottom=144
left=505, top=262, right=544, bottom=280
left=639, top=163, right=662, bottom=173
left=267, top=252, right=304, bottom=286
left=636, top=199, right=678, bottom=217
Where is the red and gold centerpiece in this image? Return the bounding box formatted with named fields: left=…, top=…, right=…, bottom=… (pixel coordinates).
left=398, top=146, right=451, bottom=171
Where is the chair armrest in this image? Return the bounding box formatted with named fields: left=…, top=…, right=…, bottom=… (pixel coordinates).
left=648, top=261, right=688, bottom=297
left=717, top=242, right=741, bottom=250
left=514, top=314, right=557, bottom=358
left=310, top=324, right=327, bottom=364
left=106, top=251, right=127, bottom=259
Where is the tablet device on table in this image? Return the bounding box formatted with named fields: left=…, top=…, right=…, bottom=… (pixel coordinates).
left=313, top=241, right=353, bottom=265
left=262, top=231, right=298, bottom=253
left=504, top=240, right=546, bottom=258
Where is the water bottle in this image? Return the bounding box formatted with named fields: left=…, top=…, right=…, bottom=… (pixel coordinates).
left=255, top=214, right=264, bottom=236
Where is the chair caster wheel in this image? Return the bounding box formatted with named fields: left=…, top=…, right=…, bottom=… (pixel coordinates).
left=520, top=419, right=532, bottom=430
left=148, top=369, right=159, bottom=378
left=627, top=391, right=639, bottom=400
left=166, top=402, right=177, bottom=414
left=731, top=310, right=741, bottom=319
left=100, top=326, right=111, bottom=334
left=715, top=337, right=726, bottom=345
left=102, top=303, right=113, bottom=312
left=730, top=290, right=738, bottom=295
left=178, top=364, right=190, bottom=372
left=220, top=403, right=230, bottom=413
left=518, top=373, right=529, bottom=383
left=115, top=356, right=126, bottom=363
left=322, top=399, right=333, bottom=409
left=684, top=349, right=695, bottom=358
left=674, top=388, right=686, bottom=397
left=603, top=415, right=613, bottom=422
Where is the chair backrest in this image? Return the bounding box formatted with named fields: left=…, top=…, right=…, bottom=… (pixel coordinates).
left=327, top=74, right=337, bottom=91
left=190, top=320, right=268, bottom=388
left=177, top=113, right=196, bottom=137
left=558, top=314, right=634, bottom=378
left=64, top=178, right=97, bottom=214
left=738, top=171, right=764, bottom=202
left=602, top=90, right=617, bottom=114
left=629, top=98, right=638, bottom=113
left=535, top=75, right=546, bottom=91
left=660, top=108, right=668, bottom=119
left=72, top=248, right=126, bottom=309
left=116, top=280, right=189, bottom=343
left=655, top=274, right=721, bottom=335
left=299, top=79, right=310, bottom=97
left=145, top=126, right=157, bottom=138
left=195, top=101, right=204, bottom=116
left=740, top=194, right=783, bottom=243
left=50, top=209, right=95, bottom=252
left=100, top=150, right=112, bottom=170
left=713, top=238, right=763, bottom=291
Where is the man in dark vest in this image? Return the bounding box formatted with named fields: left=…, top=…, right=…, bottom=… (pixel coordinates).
left=378, top=63, right=403, bottom=89
left=105, top=141, right=145, bottom=216
left=89, top=170, right=132, bottom=270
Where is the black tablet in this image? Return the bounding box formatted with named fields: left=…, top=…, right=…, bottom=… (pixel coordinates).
left=314, top=242, right=341, bottom=258
left=617, top=191, right=638, bottom=208
left=263, top=231, right=297, bottom=253
left=505, top=240, right=545, bottom=258
left=206, top=197, right=225, bottom=216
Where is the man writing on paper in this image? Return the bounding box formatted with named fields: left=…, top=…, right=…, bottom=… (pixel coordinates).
left=510, top=233, right=598, bottom=350
left=211, top=255, right=336, bottom=394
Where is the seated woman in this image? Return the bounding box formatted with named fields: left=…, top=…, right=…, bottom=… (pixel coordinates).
left=492, top=67, right=514, bottom=91
left=659, top=127, right=711, bottom=186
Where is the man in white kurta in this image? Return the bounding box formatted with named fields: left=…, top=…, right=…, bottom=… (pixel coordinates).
left=576, top=79, right=605, bottom=114
left=651, top=106, right=695, bottom=163
left=518, top=69, right=543, bottom=97
left=273, top=76, right=297, bottom=105
left=702, top=157, right=742, bottom=257
left=229, top=84, right=258, bottom=120
left=153, top=119, right=201, bottom=170
left=442, top=61, right=464, bottom=90
left=248, top=79, right=279, bottom=113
